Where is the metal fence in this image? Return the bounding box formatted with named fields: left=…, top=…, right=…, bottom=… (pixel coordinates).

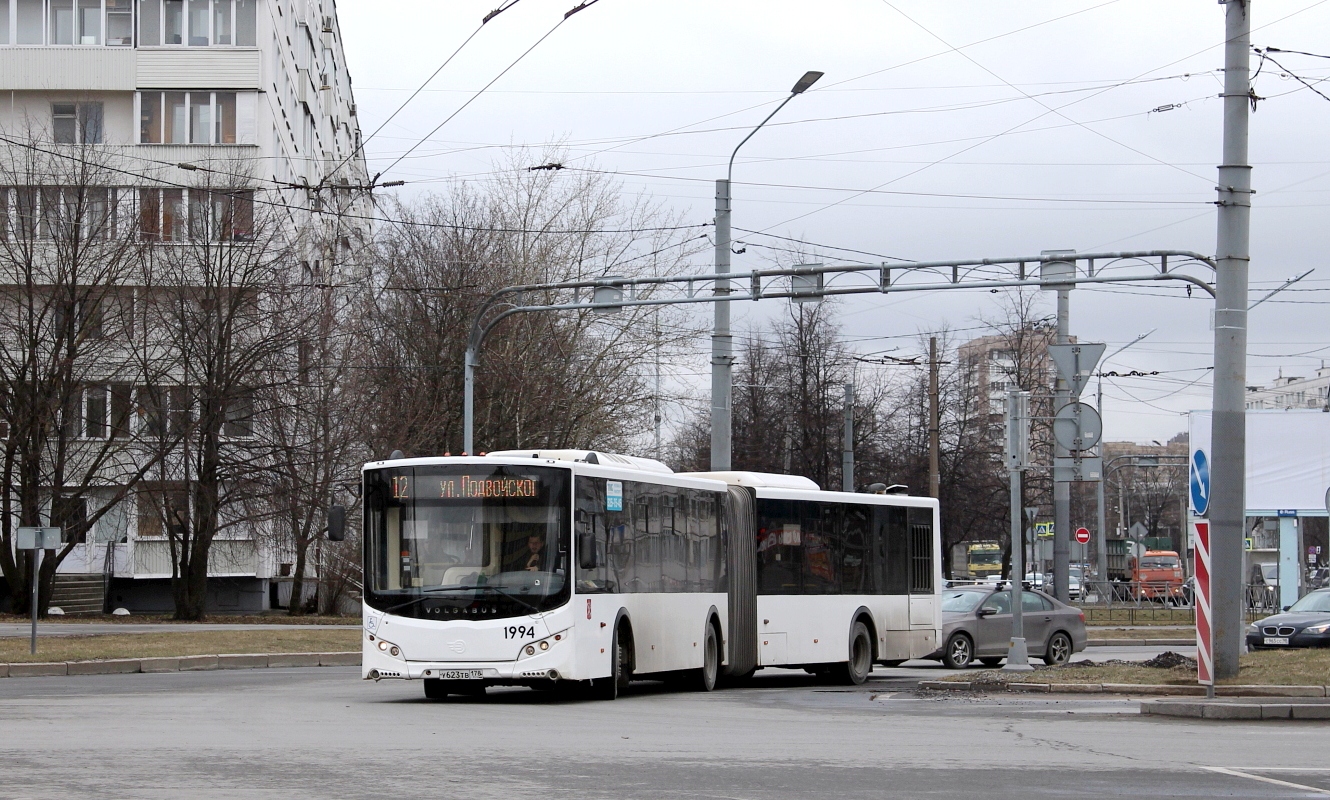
left=1075, top=580, right=1282, bottom=624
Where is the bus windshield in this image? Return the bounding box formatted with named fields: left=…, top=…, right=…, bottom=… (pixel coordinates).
left=363, top=464, right=571, bottom=620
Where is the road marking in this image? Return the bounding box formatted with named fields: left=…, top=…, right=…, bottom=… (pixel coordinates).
left=1203, top=766, right=1330, bottom=796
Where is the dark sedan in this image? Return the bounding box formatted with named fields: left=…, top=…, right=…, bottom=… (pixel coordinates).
left=928, top=583, right=1088, bottom=669
left=1246, top=588, right=1330, bottom=650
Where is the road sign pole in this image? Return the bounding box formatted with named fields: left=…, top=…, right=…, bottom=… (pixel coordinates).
left=30, top=547, right=40, bottom=655
left=1004, top=390, right=1033, bottom=672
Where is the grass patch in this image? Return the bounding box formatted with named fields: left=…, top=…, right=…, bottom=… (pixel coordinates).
left=1, top=629, right=360, bottom=663
left=940, top=648, right=1330, bottom=687
left=0, top=613, right=354, bottom=625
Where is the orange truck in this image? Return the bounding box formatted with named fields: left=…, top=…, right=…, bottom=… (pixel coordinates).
left=1127, top=550, right=1186, bottom=602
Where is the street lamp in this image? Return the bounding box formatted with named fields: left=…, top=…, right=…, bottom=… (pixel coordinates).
left=711, top=70, right=823, bottom=471
left=1093, top=329, right=1154, bottom=578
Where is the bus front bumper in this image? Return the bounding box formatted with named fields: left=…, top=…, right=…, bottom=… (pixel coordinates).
left=362, top=631, right=577, bottom=683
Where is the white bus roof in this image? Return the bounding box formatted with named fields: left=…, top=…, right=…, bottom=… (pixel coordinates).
left=680, top=471, right=821, bottom=491
left=485, top=449, right=673, bottom=474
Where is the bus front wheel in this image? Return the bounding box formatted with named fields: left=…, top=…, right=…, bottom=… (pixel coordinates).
left=593, top=626, right=632, bottom=701
left=833, top=621, right=873, bottom=685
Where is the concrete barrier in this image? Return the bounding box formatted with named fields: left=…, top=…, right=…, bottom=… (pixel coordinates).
left=67, top=659, right=141, bottom=676
left=9, top=662, right=68, bottom=677
left=267, top=653, right=321, bottom=668
left=318, top=652, right=361, bottom=667
left=140, top=657, right=180, bottom=673
left=178, top=655, right=220, bottom=671
left=217, top=654, right=268, bottom=670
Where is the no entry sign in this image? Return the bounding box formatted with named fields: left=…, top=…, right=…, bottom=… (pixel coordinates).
left=1074, top=527, right=1091, bottom=545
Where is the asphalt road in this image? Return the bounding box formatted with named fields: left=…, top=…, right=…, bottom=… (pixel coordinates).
left=1, top=652, right=1320, bottom=800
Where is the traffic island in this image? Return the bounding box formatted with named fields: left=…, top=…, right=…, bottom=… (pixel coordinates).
left=920, top=649, right=1330, bottom=697
left=1143, top=698, right=1330, bottom=720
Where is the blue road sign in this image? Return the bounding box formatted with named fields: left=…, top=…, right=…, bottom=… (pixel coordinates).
left=1190, top=449, right=1210, bottom=516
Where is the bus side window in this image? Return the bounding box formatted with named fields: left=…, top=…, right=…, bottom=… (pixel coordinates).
left=878, top=506, right=909, bottom=595
left=841, top=504, right=872, bottom=594
left=908, top=507, right=934, bottom=594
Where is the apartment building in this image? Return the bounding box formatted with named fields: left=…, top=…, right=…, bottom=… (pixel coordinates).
left=1245, top=367, right=1330, bottom=411
left=0, top=0, right=369, bottom=613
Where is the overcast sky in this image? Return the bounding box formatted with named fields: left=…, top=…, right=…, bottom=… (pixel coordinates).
left=337, top=0, right=1330, bottom=445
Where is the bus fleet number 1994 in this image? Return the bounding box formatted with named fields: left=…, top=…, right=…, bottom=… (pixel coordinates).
left=504, top=625, right=536, bottom=639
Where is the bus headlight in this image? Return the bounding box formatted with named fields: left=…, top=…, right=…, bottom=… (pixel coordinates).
left=517, top=630, right=569, bottom=660
left=375, top=639, right=404, bottom=658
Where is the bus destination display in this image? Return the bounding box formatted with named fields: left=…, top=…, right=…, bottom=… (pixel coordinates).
left=390, top=474, right=540, bottom=500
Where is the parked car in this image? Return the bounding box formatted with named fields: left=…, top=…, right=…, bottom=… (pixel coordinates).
left=1246, top=588, right=1330, bottom=650
left=1044, top=566, right=1085, bottom=601
left=930, top=584, right=1088, bottom=669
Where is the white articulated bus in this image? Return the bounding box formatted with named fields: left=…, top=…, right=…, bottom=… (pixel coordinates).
left=359, top=450, right=941, bottom=700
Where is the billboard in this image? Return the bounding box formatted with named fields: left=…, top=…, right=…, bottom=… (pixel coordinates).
left=1189, top=410, right=1330, bottom=513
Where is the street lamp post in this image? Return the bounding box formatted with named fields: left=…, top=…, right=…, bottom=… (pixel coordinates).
left=1094, top=330, right=1155, bottom=578
left=712, top=70, right=822, bottom=471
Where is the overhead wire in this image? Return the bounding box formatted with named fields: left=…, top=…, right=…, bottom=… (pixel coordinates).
left=377, top=1, right=605, bottom=180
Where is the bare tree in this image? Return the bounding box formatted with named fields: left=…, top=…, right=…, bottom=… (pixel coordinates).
left=0, top=133, right=172, bottom=615
left=140, top=170, right=300, bottom=620
left=353, top=158, right=700, bottom=460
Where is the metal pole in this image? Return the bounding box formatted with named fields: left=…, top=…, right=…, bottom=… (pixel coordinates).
left=464, top=347, right=476, bottom=454
left=1052, top=286, right=1071, bottom=602
left=842, top=381, right=854, bottom=492
left=929, top=336, right=941, bottom=499
left=711, top=178, right=733, bottom=471
left=653, top=311, right=662, bottom=461
left=1209, top=0, right=1252, bottom=681
left=1005, top=390, right=1032, bottom=671
left=30, top=548, right=40, bottom=655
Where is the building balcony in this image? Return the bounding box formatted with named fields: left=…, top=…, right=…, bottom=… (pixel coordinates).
left=0, top=46, right=260, bottom=91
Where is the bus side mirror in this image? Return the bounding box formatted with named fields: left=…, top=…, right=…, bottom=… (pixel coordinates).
left=577, top=531, right=598, bottom=569
left=328, top=504, right=346, bottom=542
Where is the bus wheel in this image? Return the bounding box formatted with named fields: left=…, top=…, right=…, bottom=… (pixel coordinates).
left=692, top=621, right=719, bottom=692
left=833, top=621, right=873, bottom=685
left=593, top=627, right=632, bottom=701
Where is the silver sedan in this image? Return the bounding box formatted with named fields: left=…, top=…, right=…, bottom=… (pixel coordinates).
left=929, top=584, right=1088, bottom=669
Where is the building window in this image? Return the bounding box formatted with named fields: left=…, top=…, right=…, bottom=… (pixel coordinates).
left=0, top=0, right=133, bottom=45
left=138, top=187, right=253, bottom=241
left=137, top=0, right=254, bottom=46
left=139, top=91, right=242, bottom=145
left=53, top=102, right=103, bottom=144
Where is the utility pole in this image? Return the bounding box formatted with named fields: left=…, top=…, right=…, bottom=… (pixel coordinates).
left=1209, top=0, right=1252, bottom=682
left=711, top=71, right=823, bottom=471
left=711, top=176, right=733, bottom=471
left=1050, top=258, right=1073, bottom=604
left=929, top=337, right=941, bottom=499
left=842, top=382, right=854, bottom=492
left=653, top=310, right=662, bottom=461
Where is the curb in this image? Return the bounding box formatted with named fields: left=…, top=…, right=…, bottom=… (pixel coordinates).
left=918, top=680, right=1330, bottom=698
left=1143, top=699, right=1330, bottom=720
left=1086, top=638, right=1193, bottom=647
left=0, top=652, right=359, bottom=679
